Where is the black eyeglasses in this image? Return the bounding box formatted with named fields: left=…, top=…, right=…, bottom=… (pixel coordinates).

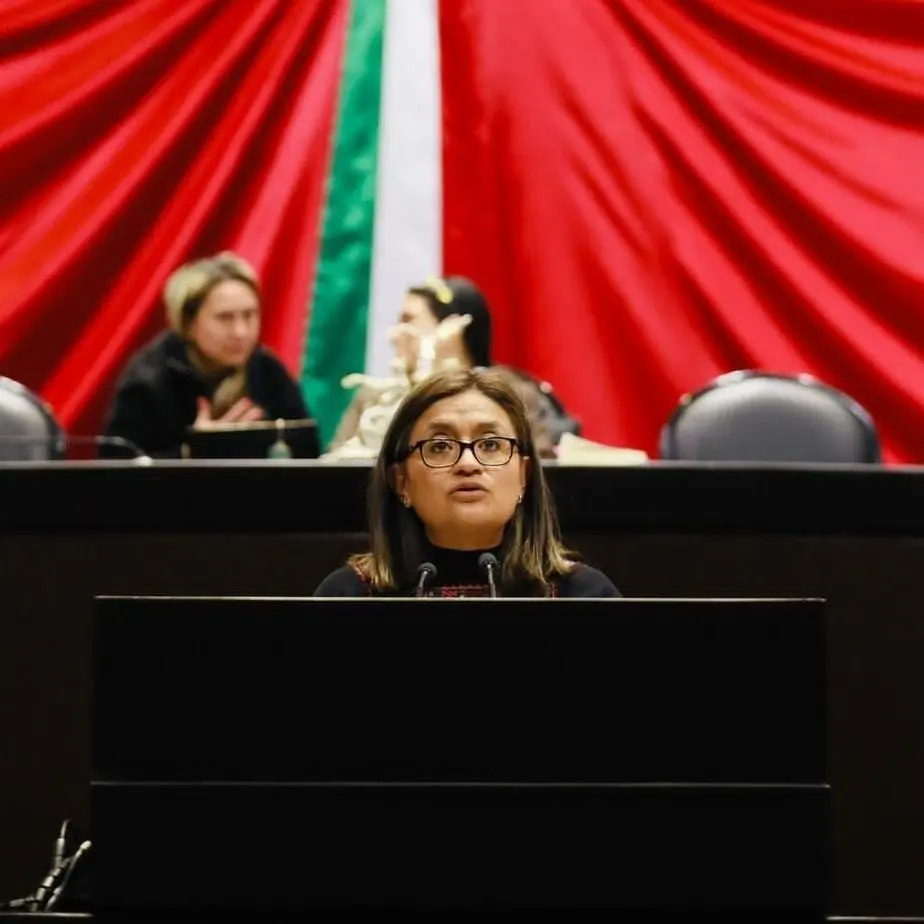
left=402, top=436, right=519, bottom=468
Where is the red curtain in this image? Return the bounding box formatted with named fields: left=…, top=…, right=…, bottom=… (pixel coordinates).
left=442, top=0, right=924, bottom=462
left=3, top=1, right=924, bottom=461
left=0, top=0, right=346, bottom=437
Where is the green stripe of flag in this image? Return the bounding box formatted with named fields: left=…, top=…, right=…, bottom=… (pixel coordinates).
left=302, top=0, right=386, bottom=447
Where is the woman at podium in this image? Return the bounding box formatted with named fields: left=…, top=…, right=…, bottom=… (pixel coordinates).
left=103, top=252, right=311, bottom=457
left=315, top=367, right=619, bottom=598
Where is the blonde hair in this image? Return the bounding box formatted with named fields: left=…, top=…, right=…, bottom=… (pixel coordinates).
left=163, top=251, right=260, bottom=333
left=164, top=252, right=260, bottom=416
left=351, top=368, right=575, bottom=595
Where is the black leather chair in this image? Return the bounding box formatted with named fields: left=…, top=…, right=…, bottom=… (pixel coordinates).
left=0, top=377, right=65, bottom=461
left=503, top=368, right=581, bottom=447
left=659, top=370, right=880, bottom=464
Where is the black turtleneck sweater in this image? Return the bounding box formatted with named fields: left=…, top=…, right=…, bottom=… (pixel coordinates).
left=314, top=544, right=621, bottom=598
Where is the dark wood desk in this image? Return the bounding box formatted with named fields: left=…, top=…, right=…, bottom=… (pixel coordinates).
left=2, top=461, right=924, bottom=915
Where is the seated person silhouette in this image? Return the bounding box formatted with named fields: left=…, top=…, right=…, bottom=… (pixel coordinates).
left=103, top=252, right=314, bottom=458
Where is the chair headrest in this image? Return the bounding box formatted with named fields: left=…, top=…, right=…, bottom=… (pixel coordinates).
left=660, top=371, right=880, bottom=464
left=0, top=377, right=63, bottom=461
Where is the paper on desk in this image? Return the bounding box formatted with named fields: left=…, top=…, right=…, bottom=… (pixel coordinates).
left=556, top=432, right=649, bottom=466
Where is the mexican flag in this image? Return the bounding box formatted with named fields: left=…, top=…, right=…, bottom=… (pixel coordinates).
left=301, top=0, right=444, bottom=446
left=299, top=0, right=715, bottom=454
left=293, top=0, right=911, bottom=460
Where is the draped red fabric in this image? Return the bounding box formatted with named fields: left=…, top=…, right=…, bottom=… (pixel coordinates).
left=442, top=0, right=924, bottom=462
left=0, top=0, right=347, bottom=436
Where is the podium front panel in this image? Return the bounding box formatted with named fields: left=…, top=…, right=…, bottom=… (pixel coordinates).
left=91, top=596, right=827, bottom=917
left=93, top=597, right=825, bottom=784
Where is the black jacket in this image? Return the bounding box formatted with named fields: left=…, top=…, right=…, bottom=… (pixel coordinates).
left=103, top=332, right=311, bottom=458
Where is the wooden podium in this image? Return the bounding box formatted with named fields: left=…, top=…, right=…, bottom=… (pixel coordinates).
left=91, top=596, right=827, bottom=920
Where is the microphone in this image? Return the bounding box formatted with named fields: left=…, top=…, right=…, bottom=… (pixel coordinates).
left=415, top=562, right=438, bottom=597
left=478, top=552, right=499, bottom=598
left=45, top=840, right=91, bottom=911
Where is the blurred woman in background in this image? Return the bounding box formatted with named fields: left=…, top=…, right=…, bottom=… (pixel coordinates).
left=328, top=275, right=572, bottom=458
left=104, top=252, right=312, bottom=457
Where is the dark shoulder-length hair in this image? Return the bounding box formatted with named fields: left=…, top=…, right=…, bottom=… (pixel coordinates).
left=407, top=276, right=492, bottom=368
left=350, top=367, right=573, bottom=596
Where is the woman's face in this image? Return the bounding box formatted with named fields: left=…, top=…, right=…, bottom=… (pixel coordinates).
left=188, top=279, right=260, bottom=369
left=399, top=293, right=440, bottom=334
left=394, top=388, right=529, bottom=550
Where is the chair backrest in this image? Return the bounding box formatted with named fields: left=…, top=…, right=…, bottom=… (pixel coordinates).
left=536, top=379, right=582, bottom=446
left=0, top=377, right=64, bottom=461
left=500, top=367, right=581, bottom=446
left=660, top=371, right=880, bottom=464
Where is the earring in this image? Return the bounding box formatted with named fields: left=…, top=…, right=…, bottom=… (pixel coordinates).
left=516, top=492, right=523, bottom=505
left=402, top=495, right=411, bottom=508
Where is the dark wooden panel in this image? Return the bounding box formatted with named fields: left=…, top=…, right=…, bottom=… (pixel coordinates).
left=92, top=598, right=825, bottom=784
left=2, top=459, right=924, bottom=534
left=92, top=782, right=827, bottom=917
left=2, top=462, right=924, bottom=915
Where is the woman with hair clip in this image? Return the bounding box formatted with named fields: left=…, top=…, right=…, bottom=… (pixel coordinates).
left=315, top=367, right=619, bottom=598
left=103, top=252, right=313, bottom=457
left=326, top=275, right=563, bottom=459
